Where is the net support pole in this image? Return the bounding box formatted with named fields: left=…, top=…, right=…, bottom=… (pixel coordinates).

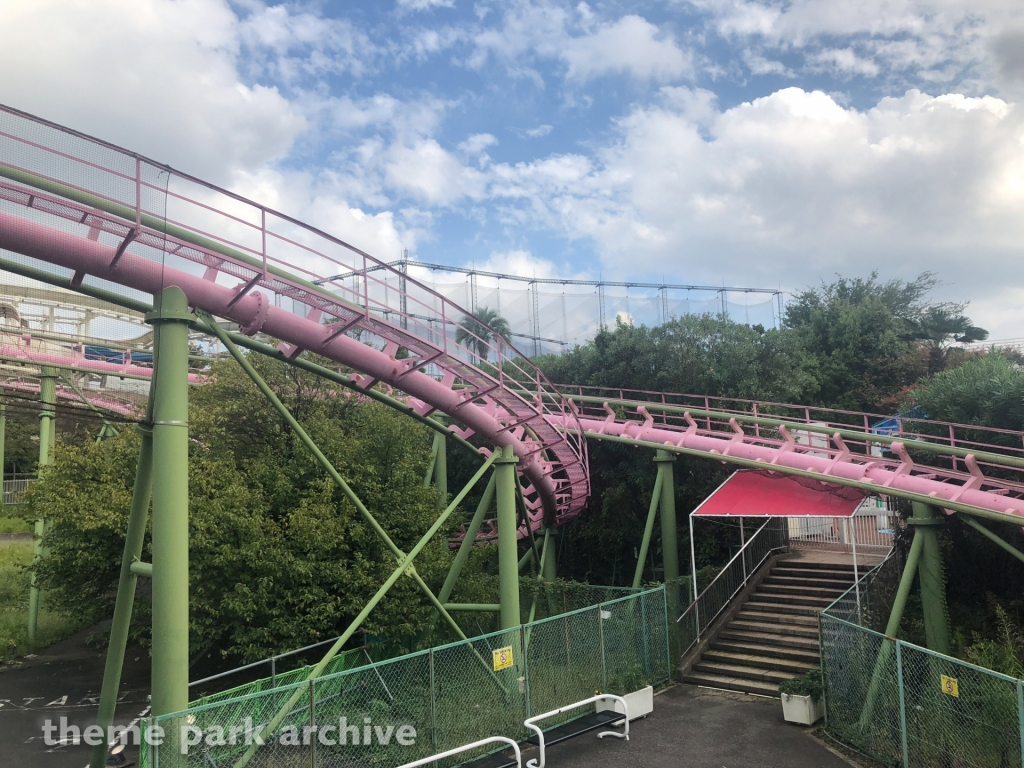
left=147, top=287, right=193, bottom=719
left=27, top=365, right=56, bottom=645
left=913, top=502, right=950, bottom=655
left=89, top=424, right=154, bottom=768
left=495, top=445, right=521, bottom=629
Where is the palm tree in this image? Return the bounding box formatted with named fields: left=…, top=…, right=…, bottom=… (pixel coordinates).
left=455, top=307, right=511, bottom=362
left=906, top=306, right=988, bottom=374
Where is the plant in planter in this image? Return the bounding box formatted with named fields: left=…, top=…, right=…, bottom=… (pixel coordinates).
left=779, top=670, right=825, bottom=725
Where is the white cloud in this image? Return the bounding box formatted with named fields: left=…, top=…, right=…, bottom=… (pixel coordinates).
left=237, top=2, right=378, bottom=81
left=0, top=0, right=305, bottom=185
left=397, top=0, right=455, bottom=10
left=458, top=133, right=499, bottom=154
left=809, top=48, right=881, bottom=77
left=483, top=86, right=1024, bottom=336
left=384, top=139, right=489, bottom=205
left=697, top=0, right=1024, bottom=92
left=561, top=15, right=692, bottom=81
left=469, top=3, right=690, bottom=84
left=478, top=249, right=568, bottom=279
left=516, top=125, right=554, bottom=138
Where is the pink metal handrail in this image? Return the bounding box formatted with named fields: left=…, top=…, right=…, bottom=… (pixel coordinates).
left=0, top=104, right=590, bottom=530
left=558, top=383, right=1024, bottom=454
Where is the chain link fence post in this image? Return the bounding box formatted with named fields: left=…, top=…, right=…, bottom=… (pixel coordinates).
left=897, top=641, right=908, bottom=768
left=429, top=647, right=437, bottom=759
left=662, top=586, right=672, bottom=676
left=598, top=602, right=607, bottom=691
left=1018, top=679, right=1024, bottom=768
left=308, top=678, right=315, bottom=768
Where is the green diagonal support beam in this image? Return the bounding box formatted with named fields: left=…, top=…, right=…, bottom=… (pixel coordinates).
left=632, top=472, right=663, bottom=588
left=204, top=313, right=481, bottom=647
left=961, top=515, right=1024, bottom=565
left=230, top=448, right=499, bottom=768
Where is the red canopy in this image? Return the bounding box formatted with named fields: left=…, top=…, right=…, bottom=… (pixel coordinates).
left=692, top=470, right=866, bottom=518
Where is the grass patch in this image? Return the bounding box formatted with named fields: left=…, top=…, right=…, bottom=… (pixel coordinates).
left=0, top=540, right=79, bottom=660
left=0, top=516, right=31, bottom=534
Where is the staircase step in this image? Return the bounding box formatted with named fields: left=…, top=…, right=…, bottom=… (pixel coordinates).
left=702, top=649, right=820, bottom=675
left=718, top=628, right=821, bottom=650
left=763, top=574, right=855, bottom=589
left=779, top=561, right=857, bottom=571
left=750, top=592, right=834, bottom=608
left=693, top=660, right=802, bottom=683
left=725, top=619, right=819, bottom=638
left=712, top=639, right=821, bottom=665
left=735, top=610, right=818, bottom=627
left=681, top=672, right=781, bottom=697
left=757, top=589, right=843, bottom=602
left=743, top=601, right=822, bottom=617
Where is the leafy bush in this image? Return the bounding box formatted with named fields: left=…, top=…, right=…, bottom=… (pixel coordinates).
left=779, top=670, right=823, bottom=702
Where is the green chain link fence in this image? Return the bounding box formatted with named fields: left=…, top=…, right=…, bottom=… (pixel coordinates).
left=140, top=585, right=670, bottom=768
left=821, top=555, right=1024, bottom=768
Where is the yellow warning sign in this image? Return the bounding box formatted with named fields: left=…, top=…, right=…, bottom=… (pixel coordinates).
left=940, top=675, right=959, bottom=697
left=493, top=646, right=514, bottom=671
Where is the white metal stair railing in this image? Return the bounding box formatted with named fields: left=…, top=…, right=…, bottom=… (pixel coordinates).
left=677, top=519, right=789, bottom=657
left=523, top=695, right=629, bottom=768
left=395, top=736, right=522, bottom=768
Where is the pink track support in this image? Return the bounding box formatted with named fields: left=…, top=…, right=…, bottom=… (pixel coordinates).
left=0, top=104, right=589, bottom=537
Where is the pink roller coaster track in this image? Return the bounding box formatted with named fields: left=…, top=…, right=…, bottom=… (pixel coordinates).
left=0, top=104, right=1022, bottom=529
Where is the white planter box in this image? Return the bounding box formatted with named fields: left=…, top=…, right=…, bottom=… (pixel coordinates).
left=596, top=686, right=653, bottom=720
left=781, top=693, right=824, bottom=725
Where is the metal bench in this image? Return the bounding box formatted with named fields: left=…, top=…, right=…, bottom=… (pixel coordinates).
left=396, top=736, right=521, bottom=768
left=523, top=695, right=629, bottom=768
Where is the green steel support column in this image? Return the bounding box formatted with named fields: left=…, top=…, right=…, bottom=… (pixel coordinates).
left=27, top=366, right=56, bottom=645
left=495, top=446, right=521, bottom=629
left=858, top=528, right=925, bottom=730
left=518, top=548, right=535, bottom=572
left=655, top=450, right=679, bottom=621
left=437, top=474, right=496, bottom=606
left=147, top=287, right=193, bottom=719
left=422, top=441, right=438, bottom=488
left=632, top=472, right=664, bottom=588
left=541, top=525, right=558, bottom=616
left=0, top=395, right=5, bottom=510
left=89, top=424, right=154, bottom=768
left=542, top=527, right=557, bottom=583
left=913, top=502, right=950, bottom=655
left=433, top=420, right=447, bottom=507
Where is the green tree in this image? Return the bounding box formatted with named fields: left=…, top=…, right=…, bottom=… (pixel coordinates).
left=912, top=351, right=1024, bottom=436
left=540, top=314, right=816, bottom=403
left=24, top=352, right=485, bottom=665
left=783, top=272, right=935, bottom=411
left=905, top=305, right=988, bottom=375
left=455, top=307, right=511, bottom=362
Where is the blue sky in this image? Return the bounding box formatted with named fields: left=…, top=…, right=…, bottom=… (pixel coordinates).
left=3, top=0, right=1024, bottom=337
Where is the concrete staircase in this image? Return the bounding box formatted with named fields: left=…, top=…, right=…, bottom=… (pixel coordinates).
left=682, top=559, right=856, bottom=696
